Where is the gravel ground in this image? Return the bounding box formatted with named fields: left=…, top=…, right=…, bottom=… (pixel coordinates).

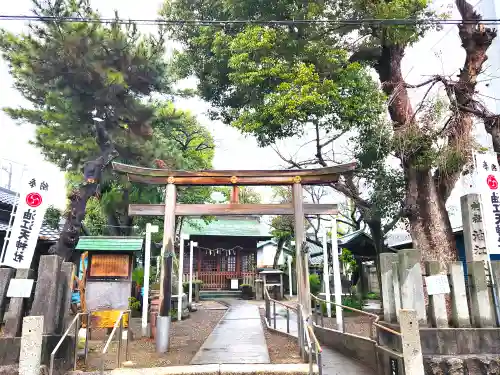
left=79, top=302, right=227, bottom=370
left=258, top=308, right=303, bottom=364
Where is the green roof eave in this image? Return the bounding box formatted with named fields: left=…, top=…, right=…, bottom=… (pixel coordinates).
left=183, top=218, right=271, bottom=237
left=76, top=236, right=144, bottom=252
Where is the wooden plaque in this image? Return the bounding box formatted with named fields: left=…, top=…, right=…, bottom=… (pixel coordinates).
left=89, top=254, right=130, bottom=278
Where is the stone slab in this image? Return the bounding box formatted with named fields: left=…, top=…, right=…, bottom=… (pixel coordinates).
left=190, top=302, right=270, bottom=364
left=30, top=255, right=62, bottom=334
left=3, top=269, right=34, bottom=338
left=19, top=316, right=43, bottom=375
left=58, top=262, right=74, bottom=333
left=0, top=268, right=15, bottom=324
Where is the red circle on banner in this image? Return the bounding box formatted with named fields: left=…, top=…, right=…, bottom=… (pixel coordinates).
left=26, top=192, right=42, bottom=208
left=487, top=175, right=499, bottom=190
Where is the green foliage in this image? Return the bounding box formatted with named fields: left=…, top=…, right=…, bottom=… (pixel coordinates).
left=132, top=268, right=145, bottom=287
left=339, top=248, right=357, bottom=274
left=214, top=186, right=262, bottom=204
left=309, top=274, right=321, bottom=296
left=364, top=292, right=381, bottom=300
left=128, top=297, right=141, bottom=311
left=45, top=205, right=62, bottom=229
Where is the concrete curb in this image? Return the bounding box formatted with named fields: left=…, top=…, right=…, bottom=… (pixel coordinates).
left=67, top=363, right=317, bottom=375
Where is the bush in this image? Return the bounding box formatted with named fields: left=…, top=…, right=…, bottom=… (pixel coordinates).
left=128, top=297, right=141, bottom=311
left=364, top=292, right=380, bottom=300
left=309, top=274, right=321, bottom=295
left=240, top=284, right=253, bottom=300
left=182, top=279, right=204, bottom=293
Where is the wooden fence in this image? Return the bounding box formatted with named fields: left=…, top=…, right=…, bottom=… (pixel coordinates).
left=182, top=271, right=256, bottom=290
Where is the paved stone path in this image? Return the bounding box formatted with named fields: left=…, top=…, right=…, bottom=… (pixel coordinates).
left=190, top=300, right=270, bottom=364
left=267, top=304, right=374, bottom=375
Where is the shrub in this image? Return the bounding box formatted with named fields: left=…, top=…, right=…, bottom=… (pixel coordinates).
left=309, top=274, right=321, bottom=295
left=128, top=297, right=141, bottom=311
left=364, top=292, right=381, bottom=300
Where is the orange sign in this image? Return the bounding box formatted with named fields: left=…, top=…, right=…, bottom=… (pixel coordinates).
left=89, top=254, right=130, bottom=278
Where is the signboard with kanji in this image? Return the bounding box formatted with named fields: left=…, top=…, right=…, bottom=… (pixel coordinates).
left=88, top=254, right=131, bottom=279
left=1, top=171, right=52, bottom=268
left=475, top=152, right=500, bottom=256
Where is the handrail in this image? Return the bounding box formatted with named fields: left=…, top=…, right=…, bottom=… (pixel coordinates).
left=311, top=294, right=401, bottom=338
left=49, top=312, right=89, bottom=375
left=264, top=287, right=298, bottom=311
left=100, top=310, right=131, bottom=375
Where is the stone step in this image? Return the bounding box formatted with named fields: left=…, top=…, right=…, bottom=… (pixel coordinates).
left=67, top=363, right=316, bottom=375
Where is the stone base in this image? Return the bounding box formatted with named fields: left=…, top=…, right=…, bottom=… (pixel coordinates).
left=0, top=335, right=75, bottom=372
left=425, top=355, right=500, bottom=375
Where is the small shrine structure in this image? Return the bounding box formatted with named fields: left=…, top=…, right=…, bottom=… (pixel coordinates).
left=75, top=236, right=144, bottom=328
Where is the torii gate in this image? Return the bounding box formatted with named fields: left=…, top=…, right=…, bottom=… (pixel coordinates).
left=112, top=161, right=355, bottom=344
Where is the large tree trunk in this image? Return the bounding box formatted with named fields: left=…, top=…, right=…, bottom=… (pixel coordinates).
left=273, top=237, right=286, bottom=269
left=51, top=122, right=118, bottom=263
left=375, top=44, right=457, bottom=266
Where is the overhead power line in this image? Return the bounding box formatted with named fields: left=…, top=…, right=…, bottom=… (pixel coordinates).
left=1, top=14, right=500, bottom=26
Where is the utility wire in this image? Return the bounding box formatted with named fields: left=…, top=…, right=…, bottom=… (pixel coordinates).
left=1, top=14, right=500, bottom=26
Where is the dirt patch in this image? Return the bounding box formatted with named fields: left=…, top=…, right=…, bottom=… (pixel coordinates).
left=258, top=309, right=303, bottom=364
left=79, top=303, right=226, bottom=370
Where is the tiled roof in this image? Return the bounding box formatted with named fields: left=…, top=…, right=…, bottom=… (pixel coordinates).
left=0, top=187, right=17, bottom=206
left=0, top=187, right=61, bottom=242
left=76, top=236, right=144, bottom=251
left=183, top=217, right=271, bottom=237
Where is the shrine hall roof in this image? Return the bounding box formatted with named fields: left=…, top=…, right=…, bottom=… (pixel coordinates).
left=183, top=217, right=271, bottom=238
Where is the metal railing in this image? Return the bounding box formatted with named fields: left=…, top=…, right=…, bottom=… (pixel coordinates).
left=310, top=294, right=402, bottom=343
left=263, top=288, right=322, bottom=375
left=100, top=310, right=131, bottom=375
left=263, top=287, right=297, bottom=334
left=49, top=312, right=89, bottom=375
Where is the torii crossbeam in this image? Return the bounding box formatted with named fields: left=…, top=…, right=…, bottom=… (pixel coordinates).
left=112, top=161, right=356, bottom=352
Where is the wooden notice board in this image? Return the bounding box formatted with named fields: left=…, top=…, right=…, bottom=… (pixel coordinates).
left=89, top=254, right=130, bottom=278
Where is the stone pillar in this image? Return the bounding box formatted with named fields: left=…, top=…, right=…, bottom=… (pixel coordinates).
left=424, top=261, right=448, bottom=328
left=461, top=194, right=488, bottom=269
left=380, top=253, right=398, bottom=322
left=0, top=267, right=15, bottom=323
left=4, top=269, right=34, bottom=337
left=468, top=261, right=495, bottom=327
left=19, top=316, right=43, bottom=375
left=392, top=260, right=402, bottom=322
left=255, top=279, right=263, bottom=301
left=399, top=249, right=427, bottom=324
left=448, top=262, right=471, bottom=327
left=58, top=262, right=75, bottom=333
left=400, top=309, right=425, bottom=375
left=30, top=255, right=62, bottom=334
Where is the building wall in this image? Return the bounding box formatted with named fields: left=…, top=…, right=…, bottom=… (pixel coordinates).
left=257, top=243, right=285, bottom=268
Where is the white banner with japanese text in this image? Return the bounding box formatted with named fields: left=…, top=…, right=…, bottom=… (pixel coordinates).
left=1, top=171, right=52, bottom=268
left=474, top=152, right=500, bottom=258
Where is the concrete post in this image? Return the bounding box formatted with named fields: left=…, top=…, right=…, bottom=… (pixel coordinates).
left=380, top=253, right=398, bottom=322
left=0, top=268, right=15, bottom=324
left=399, top=309, right=425, bottom=375
left=398, top=249, right=427, bottom=324
left=468, top=261, right=495, bottom=327
left=19, top=316, right=43, bottom=375
left=392, top=260, right=402, bottom=322
left=424, top=261, right=448, bottom=328
left=448, top=262, right=471, bottom=327
left=58, top=262, right=74, bottom=333
left=30, top=255, right=62, bottom=334
left=255, top=279, right=263, bottom=301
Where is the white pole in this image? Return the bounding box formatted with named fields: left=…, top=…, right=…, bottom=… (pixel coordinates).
left=142, top=223, right=158, bottom=337
left=331, top=219, right=343, bottom=331
left=189, top=241, right=198, bottom=304
left=288, top=255, right=293, bottom=298
left=177, top=235, right=187, bottom=322
left=322, top=230, right=332, bottom=318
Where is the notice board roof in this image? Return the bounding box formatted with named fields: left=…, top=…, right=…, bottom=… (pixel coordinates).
left=76, top=236, right=144, bottom=252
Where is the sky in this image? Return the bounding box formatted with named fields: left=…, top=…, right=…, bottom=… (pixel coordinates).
left=0, top=0, right=499, bottom=233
